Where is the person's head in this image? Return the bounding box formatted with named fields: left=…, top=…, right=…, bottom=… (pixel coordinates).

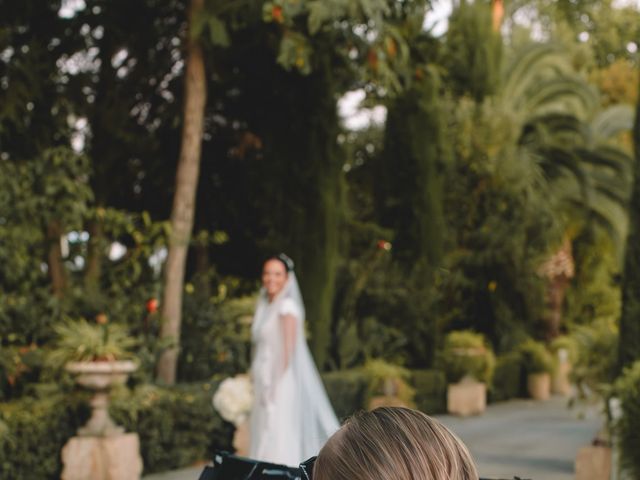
left=262, top=253, right=294, bottom=300
left=313, top=407, right=478, bottom=480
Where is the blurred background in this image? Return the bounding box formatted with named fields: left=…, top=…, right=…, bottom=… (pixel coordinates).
left=0, top=0, right=639, bottom=478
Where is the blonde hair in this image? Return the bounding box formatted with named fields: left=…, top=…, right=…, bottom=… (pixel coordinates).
left=314, top=407, right=479, bottom=480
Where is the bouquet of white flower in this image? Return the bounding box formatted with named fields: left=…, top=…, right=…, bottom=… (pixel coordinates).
left=212, top=374, right=253, bottom=427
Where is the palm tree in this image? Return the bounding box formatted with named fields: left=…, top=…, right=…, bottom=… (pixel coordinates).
left=496, top=43, right=635, bottom=338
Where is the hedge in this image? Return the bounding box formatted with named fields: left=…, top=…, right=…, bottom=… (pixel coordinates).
left=321, top=369, right=369, bottom=421
left=411, top=369, right=447, bottom=414
left=491, top=352, right=525, bottom=402
left=0, top=392, right=89, bottom=480
left=0, top=381, right=233, bottom=479
left=616, top=360, right=640, bottom=479
left=110, top=382, right=233, bottom=474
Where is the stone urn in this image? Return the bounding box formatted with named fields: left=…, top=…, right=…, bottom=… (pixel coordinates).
left=447, top=376, right=486, bottom=417
left=65, top=360, right=138, bottom=436
left=527, top=372, right=551, bottom=401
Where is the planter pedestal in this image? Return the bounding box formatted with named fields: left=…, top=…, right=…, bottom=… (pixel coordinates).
left=61, top=433, right=143, bottom=480
left=447, top=378, right=486, bottom=416
left=552, top=361, right=572, bottom=396
left=61, top=361, right=142, bottom=480
left=575, top=445, right=611, bottom=480
left=527, top=373, right=551, bottom=400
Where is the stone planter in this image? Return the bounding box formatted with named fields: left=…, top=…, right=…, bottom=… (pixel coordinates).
left=575, top=445, right=611, bottom=480
left=65, top=360, right=138, bottom=436
left=447, top=377, right=486, bottom=416
left=552, top=361, right=572, bottom=396
left=527, top=372, right=551, bottom=400
left=62, top=360, right=142, bottom=480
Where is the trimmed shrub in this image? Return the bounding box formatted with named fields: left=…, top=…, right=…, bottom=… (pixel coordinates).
left=0, top=382, right=233, bottom=478
left=615, top=360, right=640, bottom=479
left=549, top=335, right=578, bottom=365
left=411, top=369, right=447, bottom=414
left=362, top=359, right=415, bottom=407
left=322, top=370, right=369, bottom=421
left=0, top=393, right=89, bottom=480
left=491, top=351, right=525, bottom=402
left=439, top=330, right=496, bottom=384
left=110, top=382, right=233, bottom=474
left=570, top=318, right=618, bottom=400
left=518, top=339, right=555, bottom=375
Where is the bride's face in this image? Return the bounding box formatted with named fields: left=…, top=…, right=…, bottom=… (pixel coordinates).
left=262, top=259, right=288, bottom=299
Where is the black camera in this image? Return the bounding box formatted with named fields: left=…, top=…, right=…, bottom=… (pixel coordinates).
left=198, top=451, right=530, bottom=480
left=198, top=451, right=311, bottom=480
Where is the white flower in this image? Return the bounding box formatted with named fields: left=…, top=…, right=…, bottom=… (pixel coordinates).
left=213, top=374, right=253, bottom=427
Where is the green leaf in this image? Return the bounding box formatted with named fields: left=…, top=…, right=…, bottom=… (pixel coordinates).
left=307, top=2, right=331, bottom=35
left=207, top=15, right=230, bottom=48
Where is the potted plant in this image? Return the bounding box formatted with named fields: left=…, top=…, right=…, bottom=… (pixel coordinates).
left=49, top=315, right=138, bottom=436
left=440, top=330, right=495, bottom=416
left=550, top=335, right=577, bottom=396
left=362, top=358, right=415, bottom=410
left=518, top=339, right=555, bottom=400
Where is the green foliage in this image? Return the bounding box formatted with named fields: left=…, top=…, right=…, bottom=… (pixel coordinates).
left=262, top=0, right=430, bottom=94
left=442, top=95, right=558, bottom=349
left=549, top=335, right=579, bottom=365
left=618, top=79, right=640, bottom=370
left=178, top=295, right=254, bottom=381
left=376, top=72, right=447, bottom=266
left=47, top=317, right=137, bottom=366
left=321, top=369, right=369, bottom=421
left=491, top=351, right=526, bottom=402
left=110, top=382, right=233, bottom=474
left=0, top=393, right=90, bottom=480
left=439, top=330, right=496, bottom=384
left=571, top=317, right=619, bottom=399
left=517, top=339, right=555, bottom=375
left=0, top=344, right=47, bottom=401
left=411, top=369, right=447, bottom=414
left=0, top=383, right=233, bottom=478
left=444, top=0, right=502, bottom=102
left=564, top=231, right=622, bottom=329
left=362, top=358, right=415, bottom=406
left=614, top=360, right=640, bottom=479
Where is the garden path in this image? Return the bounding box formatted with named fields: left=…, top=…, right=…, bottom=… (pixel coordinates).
left=143, top=395, right=602, bottom=480
left=435, top=395, right=601, bottom=480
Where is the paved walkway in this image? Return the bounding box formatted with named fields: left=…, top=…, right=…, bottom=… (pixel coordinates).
left=144, top=396, right=602, bottom=480
left=434, top=396, right=601, bottom=480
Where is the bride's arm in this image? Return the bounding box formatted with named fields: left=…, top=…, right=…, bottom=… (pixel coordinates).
left=280, top=313, right=297, bottom=370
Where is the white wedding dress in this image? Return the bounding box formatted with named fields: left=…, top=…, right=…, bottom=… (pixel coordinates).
left=249, top=273, right=339, bottom=466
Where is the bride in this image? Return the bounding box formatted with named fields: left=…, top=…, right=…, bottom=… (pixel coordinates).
left=249, top=253, right=339, bottom=466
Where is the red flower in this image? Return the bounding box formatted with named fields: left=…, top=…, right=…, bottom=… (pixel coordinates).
left=377, top=240, right=392, bottom=251
left=272, top=5, right=284, bottom=23
left=146, top=298, right=159, bottom=314
left=95, top=313, right=108, bottom=325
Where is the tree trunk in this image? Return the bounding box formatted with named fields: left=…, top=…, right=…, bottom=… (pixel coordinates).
left=156, top=0, right=207, bottom=384
left=47, top=220, right=67, bottom=298
left=618, top=74, right=640, bottom=371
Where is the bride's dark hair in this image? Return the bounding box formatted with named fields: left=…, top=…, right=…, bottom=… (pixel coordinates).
left=265, top=253, right=295, bottom=272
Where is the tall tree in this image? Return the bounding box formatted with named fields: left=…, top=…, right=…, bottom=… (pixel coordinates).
left=157, top=0, right=207, bottom=384
left=618, top=74, right=640, bottom=370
